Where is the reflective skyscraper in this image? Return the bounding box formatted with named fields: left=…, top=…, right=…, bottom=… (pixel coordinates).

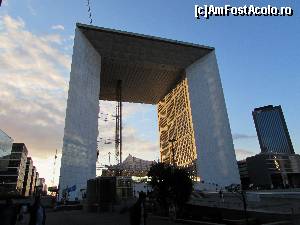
left=252, top=105, right=294, bottom=154
left=0, top=129, right=13, bottom=159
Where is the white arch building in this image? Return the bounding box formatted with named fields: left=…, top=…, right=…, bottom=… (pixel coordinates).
left=59, top=24, right=240, bottom=199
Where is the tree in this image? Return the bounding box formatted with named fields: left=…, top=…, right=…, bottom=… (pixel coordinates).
left=148, top=163, right=193, bottom=216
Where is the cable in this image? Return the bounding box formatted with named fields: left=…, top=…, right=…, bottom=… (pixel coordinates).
left=86, top=0, right=93, bottom=24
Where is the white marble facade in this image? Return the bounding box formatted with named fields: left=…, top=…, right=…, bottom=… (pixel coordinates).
left=59, top=28, right=101, bottom=200
left=60, top=27, right=240, bottom=200
left=186, top=51, right=240, bottom=186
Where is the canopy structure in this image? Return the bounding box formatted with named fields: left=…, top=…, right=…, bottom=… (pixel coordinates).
left=77, top=23, right=213, bottom=104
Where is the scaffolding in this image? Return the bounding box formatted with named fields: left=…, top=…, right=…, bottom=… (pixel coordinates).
left=115, top=80, right=123, bottom=175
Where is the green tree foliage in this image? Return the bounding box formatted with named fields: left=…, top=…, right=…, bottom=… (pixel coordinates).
left=148, top=163, right=193, bottom=215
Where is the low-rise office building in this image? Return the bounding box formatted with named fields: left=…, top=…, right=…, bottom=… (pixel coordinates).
left=35, top=172, right=39, bottom=192
left=0, top=138, right=40, bottom=196
left=238, top=153, right=300, bottom=189
left=102, top=154, right=155, bottom=177
left=22, top=157, right=33, bottom=196
left=0, top=143, right=28, bottom=195
left=237, top=160, right=250, bottom=190
left=29, top=166, right=37, bottom=196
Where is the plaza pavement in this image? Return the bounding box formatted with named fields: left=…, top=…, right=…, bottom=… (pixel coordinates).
left=45, top=210, right=186, bottom=225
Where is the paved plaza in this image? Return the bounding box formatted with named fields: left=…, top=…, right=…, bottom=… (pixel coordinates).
left=189, top=191, right=300, bottom=214
left=45, top=210, right=185, bottom=225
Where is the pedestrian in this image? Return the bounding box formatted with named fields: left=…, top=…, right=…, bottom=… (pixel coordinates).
left=129, top=192, right=147, bottom=225
left=28, top=196, right=46, bottom=225
left=1, top=198, right=18, bottom=225
left=219, top=189, right=224, bottom=202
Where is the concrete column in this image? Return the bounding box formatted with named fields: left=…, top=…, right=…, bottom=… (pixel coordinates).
left=186, top=51, right=240, bottom=187
left=59, top=28, right=101, bottom=200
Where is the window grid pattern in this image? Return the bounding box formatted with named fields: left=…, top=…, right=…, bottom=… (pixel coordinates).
left=253, top=106, right=294, bottom=154
left=158, top=78, right=197, bottom=174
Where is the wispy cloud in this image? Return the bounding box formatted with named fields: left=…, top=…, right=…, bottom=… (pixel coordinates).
left=234, top=148, right=255, bottom=161
left=232, top=133, right=257, bottom=140
left=0, top=15, right=70, bottom=160
left=51, top=24, right=65, bottom=30
left=34, top=154, right=62, bottom=186
left=1, top=0, right=9, bottom=6
left=98, top=101, right=159, bottom=165
left=27, top=0, right=36, bottom=15
left=0, top=15, right=159, bottom=184
left=41, top=34, right=64, bottom=44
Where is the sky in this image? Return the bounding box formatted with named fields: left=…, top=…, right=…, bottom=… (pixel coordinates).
left=0, top=0, right=299, bottom=186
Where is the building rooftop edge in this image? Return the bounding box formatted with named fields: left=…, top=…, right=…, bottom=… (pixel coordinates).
left=237, top=152, right=300, bottom=161
left=253, top=105, right=282, bottom=112
left=0, top=128, right=13, bottom=141
left=76, top=23, right=215, bottom=51
left=12, top=143, right=26, bottom=145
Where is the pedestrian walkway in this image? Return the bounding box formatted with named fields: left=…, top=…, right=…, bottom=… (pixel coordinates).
left=46, top=210, right=186, bottom=225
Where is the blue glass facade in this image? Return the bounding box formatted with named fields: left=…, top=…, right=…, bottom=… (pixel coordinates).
left=252, top=105, right=294, bottom=154
left=0, top=129, right=13, bottom=158
left=0, top=129, right=13, bottom=172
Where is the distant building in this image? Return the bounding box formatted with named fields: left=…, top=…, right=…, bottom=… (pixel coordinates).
left=35, top=171, right=39, bottom=194
left=86, top=176, right=133, bottom=207
left=22, top=157, right=33, bottom=196
left=238, top=153, right=300, bottom=189
left=102, top=154, right=155, bottom=177
left=0, top=143, right=28, bottom=195
left=252, top=105, right=294, bottom=154
left=29, top=166, right=37, bottom=196
left=37, top=178, right=47, bottom=195
left=237, top=160, right=250, bottom=190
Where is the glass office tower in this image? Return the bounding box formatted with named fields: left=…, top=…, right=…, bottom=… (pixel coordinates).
left=0, top=129, right=13, bottom=171
left=252, top=105, right=294, bottom=154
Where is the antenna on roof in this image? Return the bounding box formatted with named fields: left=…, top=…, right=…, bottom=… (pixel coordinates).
left=86, top=0, right=93, bottom=24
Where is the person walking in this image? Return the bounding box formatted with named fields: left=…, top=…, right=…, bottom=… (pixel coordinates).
left=219, top=189, right=224, bottom=203
left=28, top=196, right=46, bottom=225
left=129, top=192, right=147, bottom=225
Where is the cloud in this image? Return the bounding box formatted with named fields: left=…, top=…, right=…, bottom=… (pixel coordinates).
left=1, top=0, right=9, bottom=6
left=27, top=0, right=36, bottom=15
left=51, top=25, right=65, bottom=30
left=33, top=154, right=62, bottom=186
left=234, top=148, right=255, bottom=161
left=0, top=15, right=158, bottom=183
left=41, top=34, right=64, bottom=44
left=232, top=133, right=257, bottom=140
left=98, top=101, right=159, bottom=165
left=0, top=15, right=259, bottom=186
left=0, top=15, right=70, bottom=166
